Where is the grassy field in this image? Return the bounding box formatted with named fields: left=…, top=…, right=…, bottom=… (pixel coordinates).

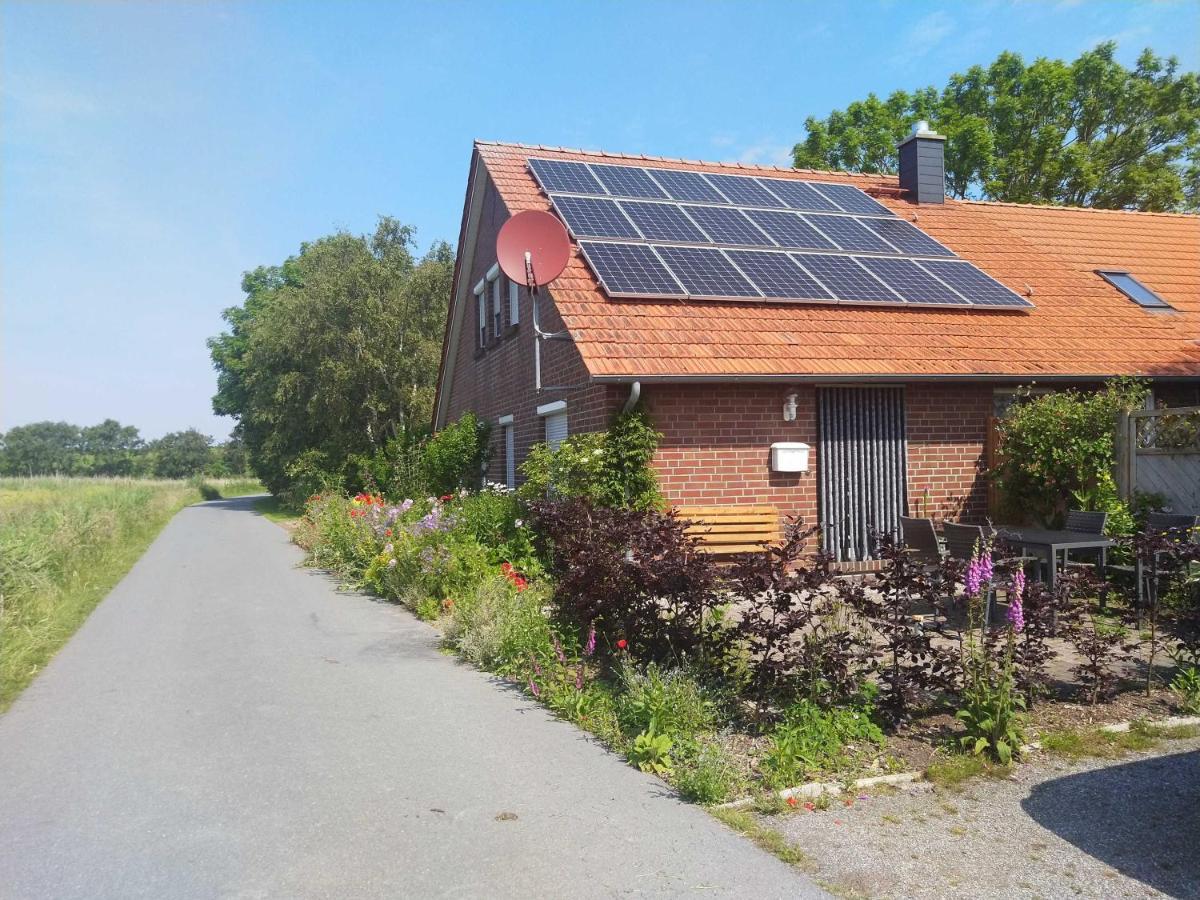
left=0, top=476, right=262, bottom=711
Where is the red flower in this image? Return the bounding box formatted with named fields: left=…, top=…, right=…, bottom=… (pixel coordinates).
left=786, top=796, right=798, bottom=808
left=616, top=639, right=628, bottom=650
left=802, top=801, right=815, bottom=812
left=385, top=529, right=393, bottom=537
left=439, top=494, right=453, bottom=502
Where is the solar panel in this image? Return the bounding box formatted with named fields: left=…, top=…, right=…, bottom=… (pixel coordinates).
left=646, top=168, right=727, bottom=203
left=682, top=205, right=774, bottom=247
left=725, top=250, right=834, bottom=300
left=918, top=260, right=1032, bottom=307
left=791, top=254, right=900, bottom=303
left=860, top=218, right=954, bottom=257
left=552, top=195, right=641, bottom=239
left=757, top=178, right=841, bottom=212
left=743, top=209, right=837, bottom=251
left=528, top=156, right=1034, bottom=311
left=618, top=201, right=708, bottom=243
left=654, top=246, right=761, bottom=297
left=589, top=164, right=668, bottom=199
left=804, top=214, right=896, bottom=254
left=528, top=158, right=605, bottom=195
left=702, top=173, right=786, bottom=208
left=811, top=181, right=894, bottom=216
left=855, top=257, right=964, bottom=305
left=579, top=242, right=682, bottom=295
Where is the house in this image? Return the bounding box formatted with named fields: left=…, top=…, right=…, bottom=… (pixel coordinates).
left=432, top=134, right=1200, bottom=562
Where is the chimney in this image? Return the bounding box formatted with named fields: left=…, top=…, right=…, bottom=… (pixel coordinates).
left=897, top=120, right=946, bottom=204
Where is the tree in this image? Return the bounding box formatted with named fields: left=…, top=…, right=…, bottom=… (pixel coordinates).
left=0, top=421, right=82, bottom=475
left=79, top=419, right=143, bottom=476
left=152, top=429, right=213, bottom=479
left=794, top=43, right=1200, bottom=211
left=207, top=217, right=453, bottom=494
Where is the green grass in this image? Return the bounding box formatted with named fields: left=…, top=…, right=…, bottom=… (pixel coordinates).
left=1040, top=720, right=1200, bottom=761
left=924, top=754, right=1012, bottom=789
left=710, top=807, right=811, bottom=870
left=253, top=495, right=300, bottom=524
left=0, top=476, right=206, bottom=711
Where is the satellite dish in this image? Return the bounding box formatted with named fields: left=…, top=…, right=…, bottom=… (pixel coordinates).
left=496, top=210, right=570, bottom=290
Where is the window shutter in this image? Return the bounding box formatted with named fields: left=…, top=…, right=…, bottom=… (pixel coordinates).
left=508, top=279, right=520, bottom=324
left=491, top=278, right=502, bottom=338
left=544, top=411, right=568, bottom=450
left=504, top=424, right=516, bottom=488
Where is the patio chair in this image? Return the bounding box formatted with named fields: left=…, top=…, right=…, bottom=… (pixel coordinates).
left=942, top=522, right=986, bottom=562
left=1059, top=509, right=1109, bottom=574
left=1107, top=513, right=1200, bottom=610
left=900, top=516, right=944, bottom=566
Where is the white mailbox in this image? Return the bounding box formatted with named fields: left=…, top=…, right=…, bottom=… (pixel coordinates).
left=770, top=441, right=810, bottom=473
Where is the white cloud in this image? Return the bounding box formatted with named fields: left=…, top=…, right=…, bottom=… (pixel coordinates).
left=889, top=10, right=956, bottom=66
left=734, top=141, right=795, bottom=168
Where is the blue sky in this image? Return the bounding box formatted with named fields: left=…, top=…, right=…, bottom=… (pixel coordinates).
left=3, top=0, right=1197, bottom=439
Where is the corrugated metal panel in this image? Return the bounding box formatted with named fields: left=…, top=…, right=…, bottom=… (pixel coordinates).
left=544, top=412, right=568, bottom=450
left=819, top=387, right=907, bottom=561
left=504, top=424, right=516, bottom=488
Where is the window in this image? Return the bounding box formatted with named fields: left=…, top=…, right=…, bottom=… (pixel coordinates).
left=538, top=400, right=568, bottom=450
left=1096, top=270, right=1172, bottom=310
left=499, top=414, right=515, bottom=488
left=474, top=280, right=487, bottom=349
left=491, top=276, right=502, bottom=339
left=508, top=277, right=520, bottom=326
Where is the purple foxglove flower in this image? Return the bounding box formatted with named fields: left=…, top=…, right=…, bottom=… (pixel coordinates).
left=575, top=664, right=584, bottom=692
left=584, top=626, right=596, bottom=657
left=530, top=654, right=542, bottom=677
left=1008, top=595, right=1025, bottom=632
left=528, top=678, right=540, bottom=698
left=552, top=636, right=566, bottom=667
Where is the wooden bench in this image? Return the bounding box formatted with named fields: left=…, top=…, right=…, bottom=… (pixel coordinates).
left=675, top=505, right=781, bottom=556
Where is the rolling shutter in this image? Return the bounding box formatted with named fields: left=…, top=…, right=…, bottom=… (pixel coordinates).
left=504, top=424, right=516, bottom=488
left=544, top=412, right=568, bottom=450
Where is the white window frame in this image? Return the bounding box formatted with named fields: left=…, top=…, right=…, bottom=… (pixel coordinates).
left=487, top=263, right=501, bottom=340
left=473, top=278, right=487, bottom=349
left=499, top=414, right=515, bottom=489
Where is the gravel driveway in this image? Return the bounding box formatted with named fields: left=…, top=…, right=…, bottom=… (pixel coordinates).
left=757, top=737, right=1200, bottom=899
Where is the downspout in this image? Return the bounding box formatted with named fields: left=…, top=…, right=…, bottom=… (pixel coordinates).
left=621, top=380, right=642, bottom=414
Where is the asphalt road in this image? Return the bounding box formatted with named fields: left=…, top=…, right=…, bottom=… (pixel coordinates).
left=0, top=496, right=823, bottom=899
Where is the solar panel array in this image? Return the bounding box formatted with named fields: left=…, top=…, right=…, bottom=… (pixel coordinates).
left=527, top=157, right=1032, bottom=310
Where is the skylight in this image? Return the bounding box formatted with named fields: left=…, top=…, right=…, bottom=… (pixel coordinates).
left=1096, top=270, right=1173, bottom=310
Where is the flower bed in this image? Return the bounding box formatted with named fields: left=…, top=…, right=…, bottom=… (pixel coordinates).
left=294, top=484, right=1200, bottom=805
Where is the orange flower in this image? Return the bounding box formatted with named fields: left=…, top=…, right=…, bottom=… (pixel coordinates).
left=786, top=796, right=798, bottom=808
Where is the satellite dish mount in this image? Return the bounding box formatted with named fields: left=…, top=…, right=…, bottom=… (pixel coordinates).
left=495, top=210, right=574, bottom=394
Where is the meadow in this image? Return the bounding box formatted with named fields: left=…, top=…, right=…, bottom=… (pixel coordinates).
left=0, top=476, right=262, bottom=710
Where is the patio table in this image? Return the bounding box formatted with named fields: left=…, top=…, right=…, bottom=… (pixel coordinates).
left=994, top=527, right=1114, bottom=590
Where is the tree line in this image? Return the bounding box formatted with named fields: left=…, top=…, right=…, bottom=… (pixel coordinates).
left=210, top=44, right=1196, bottom=502
left=794, top=43, right=1199, bottom=211
left=0, top=420, right=250, bottom=479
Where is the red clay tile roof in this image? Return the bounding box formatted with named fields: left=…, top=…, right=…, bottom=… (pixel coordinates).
left=476, top=141, right=1200, bottom=380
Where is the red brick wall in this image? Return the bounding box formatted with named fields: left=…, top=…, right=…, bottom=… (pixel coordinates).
left=440, top=176, right=620, bottom=485
left=904, top=383, right=991, bottom=524
left=642, top=383, right=819, bottom=521
left=642, top=382, right=992, bottom=527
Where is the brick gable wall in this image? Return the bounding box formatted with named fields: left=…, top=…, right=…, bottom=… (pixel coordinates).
left=440, top=177, right=620, bottom=486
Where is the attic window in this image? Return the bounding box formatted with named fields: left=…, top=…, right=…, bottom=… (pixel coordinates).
left=1096, top=270, right=1173, bottom=310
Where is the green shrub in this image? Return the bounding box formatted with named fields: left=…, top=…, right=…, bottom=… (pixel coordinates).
left=672, top=740, right=745, bottom=805
left=762, top=694, right=885, bottom=788
left=629, top=728, right=674, bottom=776
left=518, top=407, right=661, bottom=510
left=443, top=577, right=557, bottom=678
left=282, top=450, right=344, bottom=510
left=1171, top=665, right=1200, bottom=714
left=451, top=487, right=542, bottom=576
left=994, top=378, right=1148, bottom=526
left=422, top=413, right=490, bottom=497
left=615, top=660, right=715, bottom=739
left=295, top=494, right=380, bottom=577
